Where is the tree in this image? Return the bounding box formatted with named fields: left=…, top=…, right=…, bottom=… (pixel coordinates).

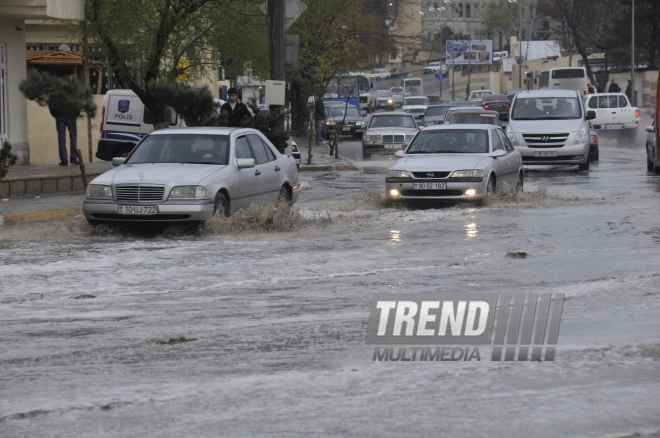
left=538, top=0, right=603, bottom=85
left=287, top=0, right=393, bottom=136
left=85, top=0, right=245, bottom=127
left=0, top=141, right=18, bottom=181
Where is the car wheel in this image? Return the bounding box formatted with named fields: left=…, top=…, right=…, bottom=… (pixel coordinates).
left=277, top=186, right=292, bottom=205
left=626, top=129, right=637, bottom=143
left=590, top=147, right=599, bottom=162
left=515, top=171, right=523, bottom=192
left=118, top=146, right=134, bottom=158
left=647, top=155, right=654, bottom=171
left=578, top=154, right=590, bottom=171
left=86, top=219, right=101, bottom=226
left=213, top=193, right=229, bottom=217
left=486, top=175, right=496, bottom=195
left=362, top=145, right=371, bottom=160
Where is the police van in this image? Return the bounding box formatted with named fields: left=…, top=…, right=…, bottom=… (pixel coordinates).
left=96, top=89, right=183, bottom=160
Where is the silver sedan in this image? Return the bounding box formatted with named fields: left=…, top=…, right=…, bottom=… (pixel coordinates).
left=386, top=124, right=523, bottom=202
left=83, top=127, right=300, bottom=224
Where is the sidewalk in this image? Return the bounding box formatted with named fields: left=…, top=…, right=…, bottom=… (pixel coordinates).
left=0, top=161, right=114, bottom=199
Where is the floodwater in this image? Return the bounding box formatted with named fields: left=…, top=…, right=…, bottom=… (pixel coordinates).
left=1, top=133, right=659, bottom=437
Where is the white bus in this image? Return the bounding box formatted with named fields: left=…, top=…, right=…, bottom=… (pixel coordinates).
left=538, top=67, right=588, bottom=94
left=401, top=77, right=423, bottom=96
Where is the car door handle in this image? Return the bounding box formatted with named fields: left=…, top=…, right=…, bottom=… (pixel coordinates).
left=274, top=166, right=281, bottom=172
left=255, top=170, right=261, bottom=176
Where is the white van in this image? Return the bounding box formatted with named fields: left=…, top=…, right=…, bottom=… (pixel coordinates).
left=96, top=89, right=183, bottom=160
left=503, top=89, right=596, bottom=170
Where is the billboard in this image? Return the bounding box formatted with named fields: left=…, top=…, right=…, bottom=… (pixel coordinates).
left=446, top=40, right=493, bottom=65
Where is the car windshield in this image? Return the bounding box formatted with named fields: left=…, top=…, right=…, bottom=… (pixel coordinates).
left=512, top=97, right=581, bottom=120
left=127, top=134, right=230, bottom=165
left=369, top=115, right=416, bottom=129
left=450, top=113, right=499, bottom=125
left=390, top=87, right=404, bottom=93
left=377, top=91, right=392, bottom=97
left=404, top=98, right=428, bottom=105
left=329, top=107, right=361, bottom=117
left=472, top=91, right=491, bottom=98
left=426, top=106, right=450, bottom=117
left=407, top=129, right=489, bottom=154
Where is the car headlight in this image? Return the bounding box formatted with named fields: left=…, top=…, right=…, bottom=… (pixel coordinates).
left=388, top=100, right=393, bottom=104
left=405, top=134, right=416, bottom=142
left=573, top=126, right=588, bottom=144
left=506, top=127, right=520, bottom=146
left=367, top=134, right=381, bottom=143
left=355, top=121, right=365, bottom=126
left=169, top=185, right=207, bottom=199
left=387, top=170, right=411, bottom=178
left=86, top=185, right=112, bottom=198
left=326, top=121, right=336, bottom=125
left=450, top=169, right=485, bottom=178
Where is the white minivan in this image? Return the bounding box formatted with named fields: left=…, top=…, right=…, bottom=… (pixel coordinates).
left=96, top=89, right=184, bottom=161
left=502, top=89, right=596, bottom=170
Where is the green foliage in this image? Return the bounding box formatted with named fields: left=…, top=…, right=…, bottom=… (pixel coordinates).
left=241, top=97, right=290, bottom=153
left=0, top=141, right=18, bottom=180
left=19, top=70, right=97, bottom=119
left=148, top=81, right=220, bottom=127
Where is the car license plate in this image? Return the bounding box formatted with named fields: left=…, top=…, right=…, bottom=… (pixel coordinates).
left=605, top=124, right=623, bottom=130
left=342, top=126, right=351, bottom=132
left=533, top=151, right=558, bottom=157
left=117, top=205, right=158, bottom=215
left=385, top=144, right=401, bottom=149
left=413, top=182, right=446, bottom=189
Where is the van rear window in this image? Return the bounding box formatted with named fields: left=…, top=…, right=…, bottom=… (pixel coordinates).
left=552, top=69, right=585, bottom=79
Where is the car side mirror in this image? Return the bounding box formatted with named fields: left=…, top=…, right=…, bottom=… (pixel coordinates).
left=236, top=158, right=256, bottom=168
left=489, top=149, right=507, bottom=158
left=112, top=157, right=126, bottom=166
left=499, top=113, right=509, bottom=121
left=586, top=110, right=596, bottom=120
left=394, top=150, right=405, bottom=158
left=646, top=126, right=655, bottom=133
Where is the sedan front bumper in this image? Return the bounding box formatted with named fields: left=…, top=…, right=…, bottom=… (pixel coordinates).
left=386, top=177, right=487, bottom=201
left=83, top=198, right=216, bottom=222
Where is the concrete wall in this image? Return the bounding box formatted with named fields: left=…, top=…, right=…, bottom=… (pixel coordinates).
left=0, top=17, right=29, bottom=164
left=27, top=95, right=104, bottom=164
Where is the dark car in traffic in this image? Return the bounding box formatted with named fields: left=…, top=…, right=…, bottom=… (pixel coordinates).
left=480, top=94, right=511, bottom=116
left=505, top=88, right=524, bottom=102
left=322, top=104, right=366, bottom=139
left=389, top=67, right=409, bottom=78
left=421, top=101, right=480, bottom=126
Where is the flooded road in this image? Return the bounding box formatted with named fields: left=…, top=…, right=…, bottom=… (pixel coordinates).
left=1, top=129, right=659, bottom=437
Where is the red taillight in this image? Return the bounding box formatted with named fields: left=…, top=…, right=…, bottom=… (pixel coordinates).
left=100, top=106, right=105, bottom=133
left=635, top=109, right=640, bottom=118
left=484, top=105, right=490, bottom=109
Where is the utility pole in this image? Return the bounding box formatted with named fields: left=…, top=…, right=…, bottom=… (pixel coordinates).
left=269, top=0, right=285, bottom=131
left=630, top=0, right=635, bottom=105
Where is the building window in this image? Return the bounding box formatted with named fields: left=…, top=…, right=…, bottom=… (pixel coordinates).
left=475, top=3, right=479, bottom=17
left=466, top=4, right=471, bottom=17
left=459, top=3, right=463, bottom=17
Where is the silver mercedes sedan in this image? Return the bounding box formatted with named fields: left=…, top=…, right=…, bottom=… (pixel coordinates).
left=83, top=127, right=300, bottom=224
left=385, top=124, right=523, bottom=203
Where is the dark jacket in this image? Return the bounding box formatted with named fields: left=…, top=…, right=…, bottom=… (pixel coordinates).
left=608, top=82, right=621, bottom=93
left=314, top=98, right=326, bottom=121
left=220, top=100, right=252, bottom=127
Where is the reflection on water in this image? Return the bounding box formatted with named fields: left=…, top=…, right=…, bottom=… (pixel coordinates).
left=464, top=222, right=478, bottom=239
left=389, top=230, right=403, bottom=247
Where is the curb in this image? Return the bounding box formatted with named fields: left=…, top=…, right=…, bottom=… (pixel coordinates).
left=1, top=208, right=82, bottom=225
